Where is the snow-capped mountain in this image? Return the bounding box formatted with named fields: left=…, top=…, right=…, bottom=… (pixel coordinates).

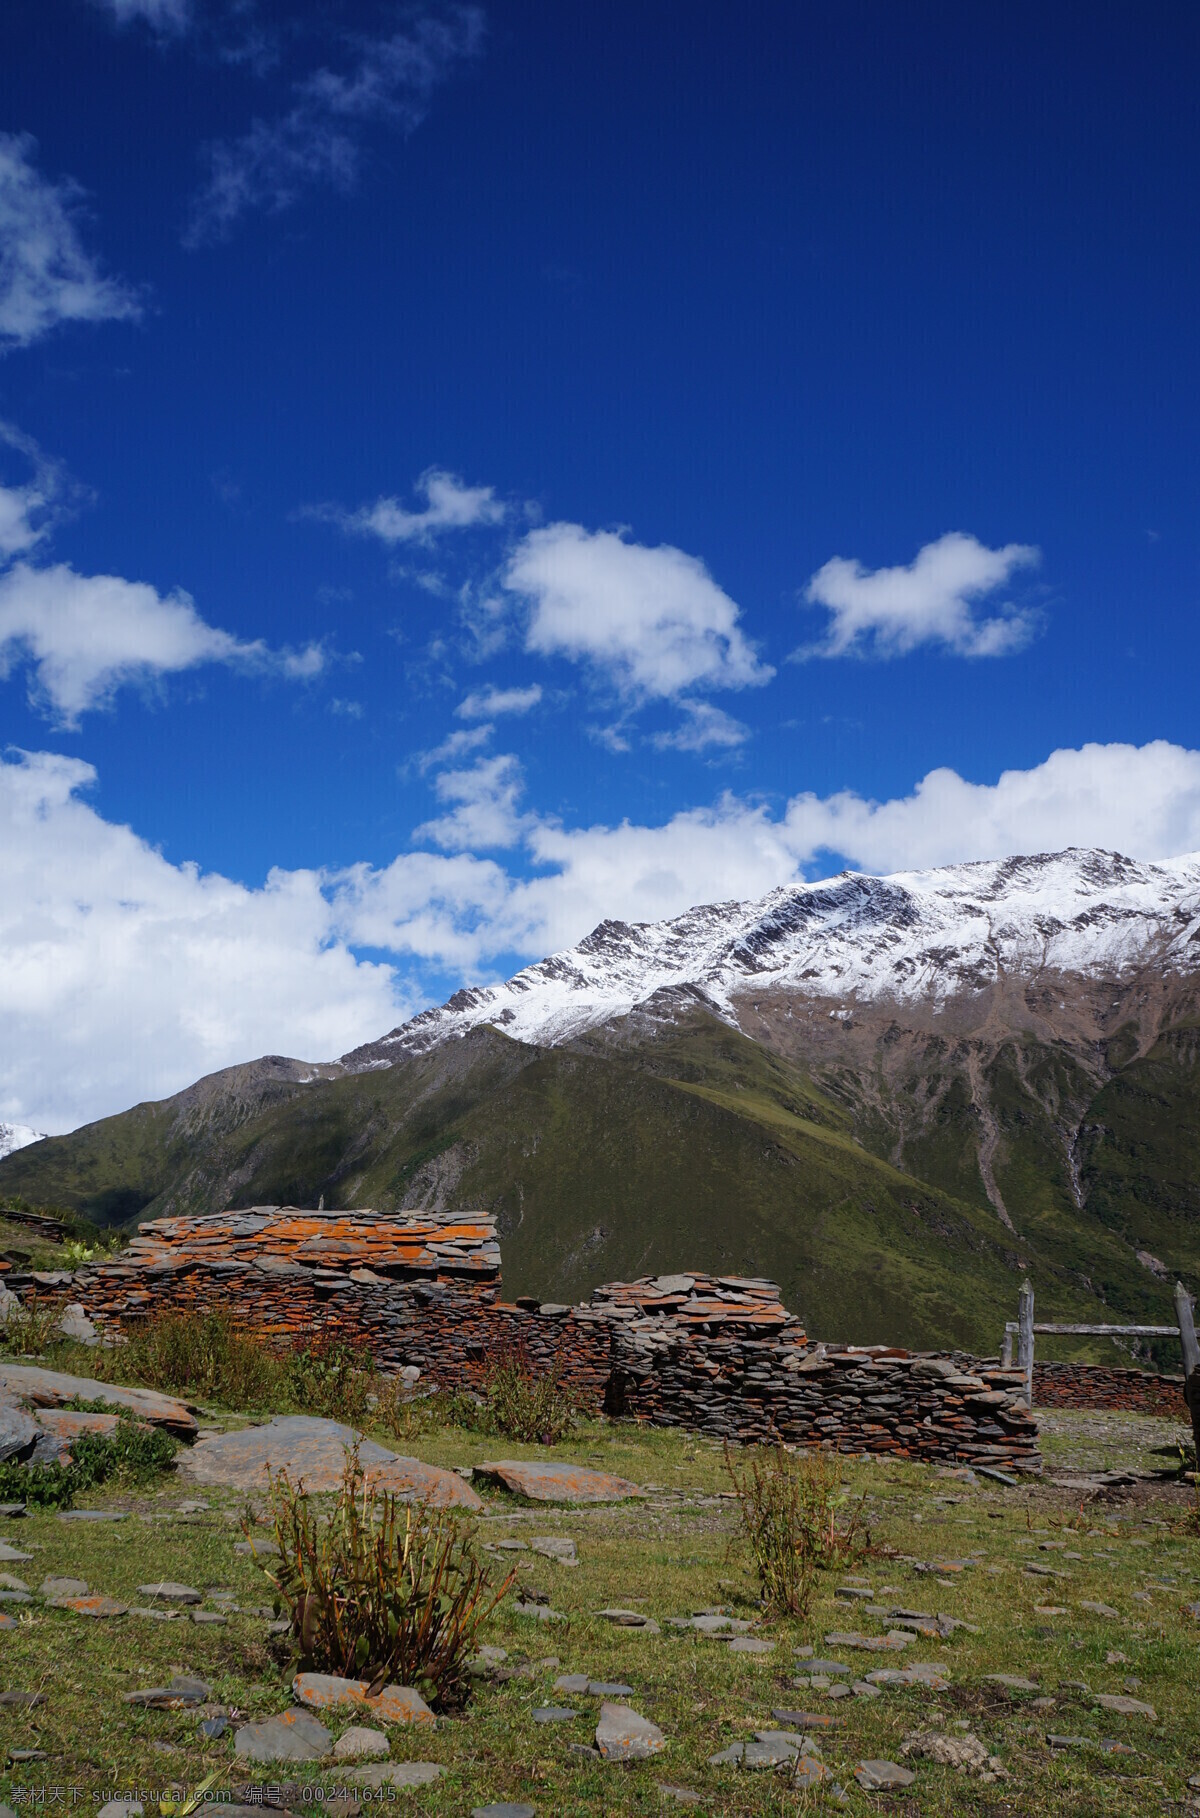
left=0, top=1123, right=46, bottom=1161
left=346, top=848, right=1200, bottom=1063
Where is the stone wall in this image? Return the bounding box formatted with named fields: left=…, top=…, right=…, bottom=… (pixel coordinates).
left=9, top=1205, right=1041, bottom=1473
left=1033, top=1359, right=1186, bottom=1418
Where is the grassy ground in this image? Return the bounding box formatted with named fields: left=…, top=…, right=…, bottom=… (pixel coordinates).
left=0, top=1398, right=1197, bottom=1815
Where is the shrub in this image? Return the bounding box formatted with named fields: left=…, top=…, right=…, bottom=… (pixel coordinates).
left=95, top=1307, right=287, bottom=1408
left=252, top=1451, right=515, bottom=1706
left=285, top=1330, right=377, bottom=1425
left=445, top=1342, right=580, bottom=1445
left=0, top=1408, right=176, bottom=1508
left=725, top=1442, right=870, bottom=1617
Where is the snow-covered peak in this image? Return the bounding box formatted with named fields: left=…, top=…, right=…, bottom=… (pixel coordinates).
left=344, top=847, right=1200, bottom=1062
left=0, top=1123, right=46, bottom=1161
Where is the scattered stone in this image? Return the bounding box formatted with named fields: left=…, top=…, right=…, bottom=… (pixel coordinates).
left=596, top=1607, right=660, bottom=1634
left=587, top=1681, right=635, bottom=1697
left=855, top=1759, right=916, bottom=1790
left=234, top=1537, right=280, bottom=1557
left=825, top=1630, right=912, bottom=1652
left=477, top=1460, right=643, bottom=1504
left=0, top=1363, right=197, bottom=1438
left=49, top=1593, right=127, bottom=1617
left=58, top=1509, right=128, bottom=1521
left=1080, top=1600, right=1120, bottom=1618
left=595, top=1701, right=667, bottom=1761
left=865, top=1663, right=952, bottom=1689
left=1095, top=1693, right=1156, bottom=1718
left=198, top=1716, right=229, bottom=1740
left=987, top=1674, right=1039, bottom=1693
left=130, top=1606, right=182, bottom=1621
left=656, top=1788, right=702, bottom=1805
left=471, top=1807, right=536, bottom=1818
left=513, top=1599, right=565, bottom=1622
left=333, top=1726, right=390, bottom=1759
left=40, top=1575, right=88, bottom=1598
left=0, top=1691, right=43, bottom=1709
left=0, top=1573, right=28, bottom=1592
left=234, top=1709, right=332, bottom=1762
left=125, top=1676, right=210, bottom=1708
left=554, top=1673, right=589, bottom=1695
left=770, top=1709, right=843, bottom=1731
left=345, top=1763, right=446, bottom=1789
left=728, top=1636, right=773, bottom=1654
left=138, top=1581, right=202, bottom=1604
left=533, top=1705, right=577, bottom=1723
left=191, top=1610, right=227, bottom=1625
left=1047, top=1734, right=1087, bottom=1750
left=902, top=1730, right=999, bottom=1777
left=295, top=1673, right=436, bottom=1726
left=0, top=1543, right=32, bottom=1563
left=530, top=1536, right=578, bottom=1565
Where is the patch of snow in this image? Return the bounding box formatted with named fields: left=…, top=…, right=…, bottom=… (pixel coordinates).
left=340, top=847, right=1200, bottom=1066
left=0, top=1122, right=46, bottom=1160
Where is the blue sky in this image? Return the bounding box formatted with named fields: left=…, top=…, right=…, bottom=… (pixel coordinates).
left=3, top=0, right=1200, bottom=1130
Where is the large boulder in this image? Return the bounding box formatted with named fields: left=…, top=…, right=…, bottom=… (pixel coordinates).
left=476, top=1459, right=643, bottom=1503
left=0, top=1364, right=196, bottom=1439
left=178, top=1415, right=483, bottom=1508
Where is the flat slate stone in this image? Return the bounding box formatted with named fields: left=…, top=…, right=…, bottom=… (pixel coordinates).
left=0, top=1691, right=43, bottom=1709
left=49, top=1594, right=127, bottom=1617
left=587, top=1680, right=635, bottom=1697
left=0, top=1364, right=196, bottom=1438
left=137, top=1581, right=201, bottom=1604
left=595, top=1700, right=667, bottom=1761
left=728, top=1636, right=774, bottom=1654
left=234, top=1537, right=279, bottom=1557
left=332, top=1725, right=390, bottom=1759
left=477, top=1460, right=643, bottom=1504
left=179, top=1416, right=482, bottom=1507
left=57, top=1510, right=129, bottom=1522
left=1080, top=1600, right=1120, bottom=1618
left=344, top=1763, right=446, bottom=1789
left=125, top=1676, right=210, bottom=1708
left=855, top=1760, right=916, bottom=1790
left=771, top=1709, right=843, bottom=1731
left=1095, top=1693, right=1156, bottom=1717
left=530, top=1537, right=578, bottom=1564
left=234, top=1708, right=331, bottom=1762
left=987, top=1674, right=1039, bottom=1693
left=533, top=1705, right=577, bottom=1723
left=0, top=1401, right=43, bottom=1463
left=0, top=1543, right=33, bottom=1563
left=471, top=1807, right=536, bottom=1818
left=41, top=1576, right=87, bottom=1598
left=294, top=1671, right=436, bottom=1726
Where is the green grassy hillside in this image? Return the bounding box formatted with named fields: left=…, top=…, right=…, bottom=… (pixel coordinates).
left=3, top=1009, right=1188, bottom=1354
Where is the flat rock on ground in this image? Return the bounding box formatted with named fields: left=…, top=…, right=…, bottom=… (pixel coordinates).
left=476, top=1460, right=643, bottom=1503
left=293, top=1671, right=436, bottom=1725
left=855, top=1760, right=916, bottom=1790
left=332, top=1725, right=389, bottom=1759
left=595, top=1700, right=667, bottom=1761
left=0, top=1364, right=196, bottom=1438
left=178, top=1415, right=482, bottom=1507
left=234, top=1709, right=331, bottom=1762
left=343, top=1763, right=445, bottom=1789
left=124, top=1676, right=210, bottom=1708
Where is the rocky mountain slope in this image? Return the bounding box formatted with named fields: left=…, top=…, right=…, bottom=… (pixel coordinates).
left=3, top=847, right=1198, bottom=1354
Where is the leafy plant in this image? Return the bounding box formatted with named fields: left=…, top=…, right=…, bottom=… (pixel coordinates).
left=447, top=1341, right=580, bottom=1445
left=724, top=1441, right=870, bottom=1617
left=0, top=1408, right=176, bottom=1508
left=0, top=1296, right=65, bottom=1357
left=91, top=1307, right=287, bottom=1407
left=252, top=1450, right=515, bottom=1706
left=285, top=1330, right=376, bottom=1424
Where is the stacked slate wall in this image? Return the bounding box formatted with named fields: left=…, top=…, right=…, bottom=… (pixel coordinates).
left=1033, top=1360, right=1186, bottom=1418
left=10, top=1206, right=1046, bottom=1472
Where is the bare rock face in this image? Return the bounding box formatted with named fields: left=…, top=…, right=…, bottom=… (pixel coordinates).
left=476, top=1460, right=643, bottom=1503
left=178, top=1415, right=483, bottom=1508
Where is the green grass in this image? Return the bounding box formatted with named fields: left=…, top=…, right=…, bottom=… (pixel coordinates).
left=0, top=1393, right=1197, bottom=1813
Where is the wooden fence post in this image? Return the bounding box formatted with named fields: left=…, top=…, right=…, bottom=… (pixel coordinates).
left=1000, top=1326, right=1013, bottom=1367
left=1174, top=1281, right=1200, bottom=1474
left=1018, top=1281, right=1035, bottom=1408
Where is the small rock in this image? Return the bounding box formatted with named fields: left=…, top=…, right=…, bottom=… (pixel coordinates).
left=198, top=1715, right=229, bottom=1740
left=0, top=1543, right=33, bottom=1563
left=1095, top=1693, right=1156, bottom=1718
left=587, top=1680, right=635, bottom=1697
left=40, top=1575, right=87, bottom=1598
left=531, top=1536, right=578, bottom=1565
left=234, top=1709, right=331, bottom=1762
left=656, top=1788, right=701, bottom=1805
left=855, top=1760, right=916, bottom=1790
left=191, top=1610, right=226, bottom=1625
left=294, top=1673, right=436, bottom=1726
left=533, top=1705, right=577, bottom=1723
left=986, top=1674, right=1039, bottom=1693
left=138, top=1581, right=201, bottom=1604
left=595, top=1700, right=667, bottom=1761
left=1080, top=1600, right=1120, bottom=1618
left=512, top=1599, right=565, bottom=1623
left=345, top=1763, right=445, bottom=1788
left=0, top=1691, right=43, bottom=1709
left=728, top=1636, right=773, bottom=1654
left=49, top=1594, right=127, bottom=1617
left=57, top=1509, right=128, bottom=1521
left=234, top=1537, right=280, bottom=1556
left=333, top=1726, right=390, bottom=1759
left=1046, top=1734, right=1087, bottom=1750
left=124, top=1676, right=210, bottom=1708
left=554, top=1673, right=589, bottom=1695
left=471, top=1808, right=537, bottom=1818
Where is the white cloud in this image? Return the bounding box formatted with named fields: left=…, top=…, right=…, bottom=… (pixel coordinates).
left=185, top=9, right=484, bottom=245
left=416, top=724, right=493, bottom=773
left=801, top=531, right=1041, bottom=659
left=506, top=522, right=773, bottom=700
left=652, top=700, right=749, bottom=753
left=413, top=752, right=527, bottom=851
left=90, top=0, right=191, bottom=30
left=313, top=469, right=505, bottom=547
left=456, top=683, right=542, bottom=720
left=0, top=422, right=73, bottom=560
left=0, top=749, right=402, bottom=1132
left=0, top=560, right=326, bottom=726
left=9, top=737, right=1200, bottom=1131
left=0, top=134, right=143, bottom=350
